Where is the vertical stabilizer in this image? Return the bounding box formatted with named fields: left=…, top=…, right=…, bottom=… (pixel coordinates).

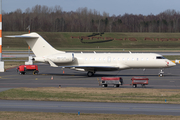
left=6, top=32, right=65, bottom=57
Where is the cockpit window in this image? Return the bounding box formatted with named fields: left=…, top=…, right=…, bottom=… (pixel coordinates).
left=156, top=56, right=166, bottom=59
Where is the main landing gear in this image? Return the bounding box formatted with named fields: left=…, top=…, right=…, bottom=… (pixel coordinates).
left=87, top=71, right=94, bottom=77
left=159, top=69, right=164, bottom=77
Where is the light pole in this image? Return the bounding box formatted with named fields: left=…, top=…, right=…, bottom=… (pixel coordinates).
left=0, top=0, right=2, bottom=61
left=0, top=0, right=4, bottom=72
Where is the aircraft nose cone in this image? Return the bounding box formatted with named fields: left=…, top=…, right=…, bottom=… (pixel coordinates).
left=169, top=61, right=176, bottom=67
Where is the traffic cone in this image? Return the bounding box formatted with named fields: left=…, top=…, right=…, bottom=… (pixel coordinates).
left=51, top=76, right=53, bottom=80
left=63, top=70, right=64, bottom=74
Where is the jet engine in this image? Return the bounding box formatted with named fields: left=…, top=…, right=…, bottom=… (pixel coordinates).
left=33, top=53, right=75, bottom=63
left=49, top=53, right=75, bottom=63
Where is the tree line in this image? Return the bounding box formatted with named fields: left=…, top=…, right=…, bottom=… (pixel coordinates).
left=2, top=5, right=180, bottom=32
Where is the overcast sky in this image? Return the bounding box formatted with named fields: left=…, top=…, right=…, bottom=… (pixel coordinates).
left=2, top=0, right=180, bottom=16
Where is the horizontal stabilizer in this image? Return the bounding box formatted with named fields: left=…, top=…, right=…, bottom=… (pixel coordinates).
left=6, top=35, right=38, bottom=39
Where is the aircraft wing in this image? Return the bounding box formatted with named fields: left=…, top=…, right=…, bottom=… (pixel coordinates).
left=60, top=66, right=120, bottom=71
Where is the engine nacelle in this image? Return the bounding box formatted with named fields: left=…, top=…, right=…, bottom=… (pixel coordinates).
left=33, top=57, right=46, bottom=62
left=33, top=53, right=75, bottom=63
left=48, top=53, right=75, bottom=63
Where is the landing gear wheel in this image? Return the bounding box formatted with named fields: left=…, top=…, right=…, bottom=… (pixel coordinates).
left=114, top=84, right=119, bottom=87
left=141, top=84, right=145, bottom=88
left=33, top=70, right=39, bottom=75
left=133, top=84, right=137, bottom=88
left=87, top=71, right=94, bottom=77
left=159, top=73, right=163, bottom=77
left=19, top=72, right=25, bottom=75
left=159, top=69, right=164, bottom=77
left=102, top=84, right=107, bottom=87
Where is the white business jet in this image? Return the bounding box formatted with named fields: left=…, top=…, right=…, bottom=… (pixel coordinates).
left=6, top=32, right=176, bottom=77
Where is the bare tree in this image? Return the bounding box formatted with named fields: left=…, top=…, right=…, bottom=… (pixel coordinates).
left=2, top=5, right=180, bottom=33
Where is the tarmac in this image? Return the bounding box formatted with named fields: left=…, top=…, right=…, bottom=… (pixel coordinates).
left=0, top=63, right=180, bottom=89
left=0, top=63, right=180, bottom=115
left=1, top=100, right=180, bottom=116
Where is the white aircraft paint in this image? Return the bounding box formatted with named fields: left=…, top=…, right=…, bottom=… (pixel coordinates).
left=6, top=32, right=176, bottom=76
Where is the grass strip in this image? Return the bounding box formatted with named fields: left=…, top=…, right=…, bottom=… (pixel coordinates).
left=3, top=32, right=180, bottom=50
left=4, top=61, right=24, bottom=69
left=1, top=87, right=180, bottom=104
left=0, top=111, right=180, bottom=120
left=164, top=55, right=180, bottom=60
left=3, top=47, right=180, bottom=52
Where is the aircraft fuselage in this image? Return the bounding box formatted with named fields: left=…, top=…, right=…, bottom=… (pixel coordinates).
left=36, top=52, right=175, bottom=70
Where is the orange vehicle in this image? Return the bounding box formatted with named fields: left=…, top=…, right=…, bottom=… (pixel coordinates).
left=131, top=76, right=149, bottom=88
left=17, top=65, right=39, bottom=75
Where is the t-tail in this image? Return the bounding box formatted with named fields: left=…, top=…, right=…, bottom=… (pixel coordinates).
left=6, top=32, right=68, bottom=67
left=6, top=32, right=65, bottom=57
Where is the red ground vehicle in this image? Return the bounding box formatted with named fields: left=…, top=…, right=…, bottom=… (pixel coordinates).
left=101, top=77, right=123, bottom=87
left=131, top=76, right=149, bottom=88
left=17, top=65, right=39, bottom=75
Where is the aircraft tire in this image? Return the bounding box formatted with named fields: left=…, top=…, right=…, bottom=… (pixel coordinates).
left=133, top=84, right=137, bottom=88
left=159, top=73, right=163, bottom=77
left=33, top=70, right=39, bottom=75
left=87, top=71, right=94, bottom=77
left=142, top=84, right=145, bottom=88
left=114, top=84, right=119, bottom=88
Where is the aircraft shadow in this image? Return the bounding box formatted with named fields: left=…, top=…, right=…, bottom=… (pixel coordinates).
left=38, top=73, right=176, bottom=77
left=93, top=74, right=176, bottom=77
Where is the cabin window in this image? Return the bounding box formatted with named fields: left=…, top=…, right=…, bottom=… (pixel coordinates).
left=146, top=58, right=149, bottom=61
left=156, top=56, right=166, bottom=59
left=132, top=58, right=134, bottom=61
left=118, top=58, right=120, bottom=61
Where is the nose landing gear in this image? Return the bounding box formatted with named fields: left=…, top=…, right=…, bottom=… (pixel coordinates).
left=159, top=69, right=164, bottom=77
